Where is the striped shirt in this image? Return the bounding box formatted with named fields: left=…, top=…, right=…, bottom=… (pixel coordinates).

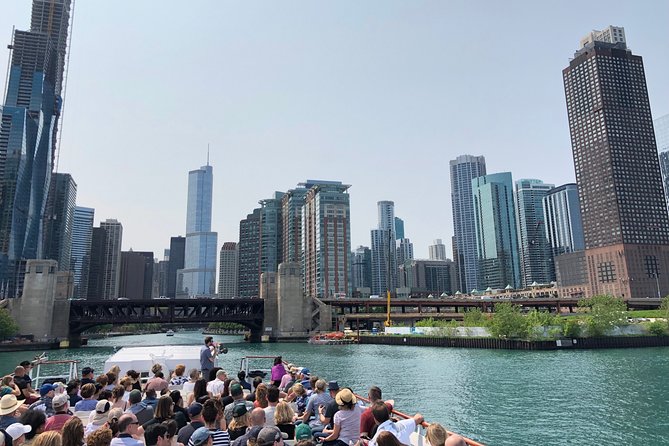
left=188, top=428, right=230, bottom=446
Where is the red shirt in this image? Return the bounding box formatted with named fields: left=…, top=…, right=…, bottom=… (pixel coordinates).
left=360, top=403, right=393, bottom=436
left=44, top=413, right=72, bottom=432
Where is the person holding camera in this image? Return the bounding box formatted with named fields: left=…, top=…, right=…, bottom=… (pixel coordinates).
left=199, top=338, right=217, bottom=379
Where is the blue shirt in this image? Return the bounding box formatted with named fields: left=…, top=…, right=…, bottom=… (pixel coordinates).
left=200, top=345, right=213, bottom=370
left=74, top=399, right=98, bottom=411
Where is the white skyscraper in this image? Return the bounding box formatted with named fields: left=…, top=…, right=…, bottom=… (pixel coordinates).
left=100, top=219, right=122, bottom=299
left=428, top=239, right=447, bottom=261
left=218, top=242, right=238, bottom=298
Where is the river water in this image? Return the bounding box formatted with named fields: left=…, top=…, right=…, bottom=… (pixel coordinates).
left=1, top=330, right=668, bottom=445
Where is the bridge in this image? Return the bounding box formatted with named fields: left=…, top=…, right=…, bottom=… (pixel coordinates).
left=68, top=298, right=265, bottom=345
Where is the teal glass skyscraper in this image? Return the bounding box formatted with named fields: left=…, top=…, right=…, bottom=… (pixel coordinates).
left=472, top=172, right=521, bottom=290
left=0, top=0, right=72, bottom=296
left=178, top=164, right=218, bottom=296
left=515, top=179, right=555, bottom=287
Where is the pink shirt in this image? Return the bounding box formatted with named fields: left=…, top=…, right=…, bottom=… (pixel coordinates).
left=271, top=364, right=287, bottom=382
left=44, top=413, right=72, bottom=432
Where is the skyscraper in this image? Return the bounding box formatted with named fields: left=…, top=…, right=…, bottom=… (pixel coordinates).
left=543, top=184, right=584, bottom=257
left=119, top=251, right=153, bottom=300
left=100, top=219, right=122, bottom=299
left=351, top=246, right=372, bottom=292
left=0, top=0, right=72, bottom=297
left=472, top=172, right=521, bottom=290
left=450, top=155, right=486, bottom=292
left=515, top=179, right=555, bottom=286
left=397, top=238, right=414, bottom=267
left=70, top=206, right=93, bottom=299
left=42, top=173, right=77, bottom=271
left=302, top=181, right=351, bottom=298
left=428, top=239, right=447, bottom=261
left=178, top=165, right=217, bottom=296
left=655, top=114, right=669, bottom=215
left=218, top=242, right=238, bottom=298
left=371, top=201, right=397, bottom=295
left=281, top=187, right=309, bottom=264
left=259, top=192, right=284, bottom=276
left=399, top=259, right=455, bottom=297
left=238, top=208, right=261, bottom=298
left=86, top=226, right=106, bottom=299
left=394, top=217, right=405, bottom=240
left=563, top=26, right=669, bottom=298
left=166, top=236, right=185, bottom=298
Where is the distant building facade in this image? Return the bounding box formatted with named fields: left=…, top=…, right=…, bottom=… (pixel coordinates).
left=399, top=259, right=455, bottom=297
left=371, top=201, right=397, bottom=295
left=514, top=179, right=555, bottom=286
left=42, top=173, right=77, bottom=271
left=302, top=181, right=351, bottom=298
left=428, top=239, right=447, bottom=261
left=100, top=219, right=122, bottom=299
left=218, top=242, right=238, bottom=298
left=655, top=114, right=669, bottom=215
left=543, top=184, right=584, bottom=257
left=450, top=155, right=487, bottom=293
left=70, top=206, right=93, bottom=299
left=166, top=236, right=185, bottom=298
left=351, top=245, right=372, bottom=292
left=472, top=172, right=521, bottom=290
left=238, top=208, right=261, bottom=298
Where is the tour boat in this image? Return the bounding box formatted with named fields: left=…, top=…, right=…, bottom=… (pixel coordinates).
left=166, top=329, right=175, bottom=336
left=308, top=331, right=357, bottom=345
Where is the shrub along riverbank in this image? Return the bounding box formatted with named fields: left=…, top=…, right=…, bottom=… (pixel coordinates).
left=398, top=295, right=669, bottom=341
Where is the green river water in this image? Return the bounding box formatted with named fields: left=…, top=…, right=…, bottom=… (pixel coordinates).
left=1, top=330, right=668, bottom=445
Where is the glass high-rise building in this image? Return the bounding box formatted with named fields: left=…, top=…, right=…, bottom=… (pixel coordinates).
left=70, top=206, right=93, bottom=299
left=655, top=114, right=669, bottom=216
left=302, top=181, right=351, bottom=298
left=100, top=219, right=122, bottom=299
left=238, top=208, right=261, bottom=298
left=563, top=26, right=669, bottom=298
left=450, top=155, right=486, bottom=293
left=42, top=173, right=77, bottom=271
left=515, top=179, right=555, bottom=287
left=0, top=0, right=72, bottom=297
left=371, top=201, right=397, bottom=295
left=178, top=165, right=217, bottom=297
left=218, top=242, right=238, bottom=298
left=543, top=184, right=584, bottom=257
left=351, top=246, right=372, bottom=291
left=259, top=192, right=284, bottom=276
left=472, top=172, right=521, bottom=290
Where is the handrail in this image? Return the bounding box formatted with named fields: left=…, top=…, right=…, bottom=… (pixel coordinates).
left=354, top=393, right=485, bottom=446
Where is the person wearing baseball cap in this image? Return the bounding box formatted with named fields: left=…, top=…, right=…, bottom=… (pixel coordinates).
left=5, top=422, right=31, bottom=446
left=27, top=384, right=57, bottom=416
left=176, top=403, right=205, bottom=446
left=294, top=423, right=312, bottom=441
left=189, top=427, right=212, bottom=446
left=44, top=393, right=72, bottom=432
left=256, top=427, right=285, bottom=446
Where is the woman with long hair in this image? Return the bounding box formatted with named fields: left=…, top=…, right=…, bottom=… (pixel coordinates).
left=375, top=431, right=406, bottom=446
left=1, top=375, right=21, bottom=397
left=274, top=401, right=296, bottom=439
left=320, top=389, right=363, bottom=446
left=253, top=383, right=268, bottom=409
left=105, top=408, right=123, bottom=438
left=270, top=357, right=287, bottom=387
left=32, top=431, right=62, bottom=446
left=227, top=404, right=250, bottom=441
left=62, top=417, right=85, bottom=446
left=187, top=379, right=209, bottom=406
left=425, top=423, right=447, bottom=446
left=110, top=386, right=126, bottom=410
left=169, top=390, right=189, bottom=429
left=284, top=382, right=308, bottom=416
left=143, top=395, right=185, bottom=429
left=19, top=409, right=46, bottom=446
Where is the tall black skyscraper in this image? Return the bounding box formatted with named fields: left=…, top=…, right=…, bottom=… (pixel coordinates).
left=167, top=236, right=185, bottom=298
left=563, top=26, right=669, bottom=298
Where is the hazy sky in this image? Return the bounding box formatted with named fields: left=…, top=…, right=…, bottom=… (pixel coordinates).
left=1, top=1, right=668, bottom=260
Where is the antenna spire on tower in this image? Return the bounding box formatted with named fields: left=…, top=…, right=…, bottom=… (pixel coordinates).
left=207, top=143, right=210, bottom=166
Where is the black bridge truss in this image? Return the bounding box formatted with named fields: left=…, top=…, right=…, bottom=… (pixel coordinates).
left=69, top=298, right=265, bottom=335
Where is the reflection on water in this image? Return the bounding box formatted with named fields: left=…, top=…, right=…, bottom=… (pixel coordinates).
left=1, top=330, right=668, bottom=445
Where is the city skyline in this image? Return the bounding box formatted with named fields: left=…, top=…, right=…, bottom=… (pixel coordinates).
left=0, top=2, right=667, bottom=262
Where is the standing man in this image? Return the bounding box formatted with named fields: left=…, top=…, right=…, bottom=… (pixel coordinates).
left=200, top=337, right=217, bottom=379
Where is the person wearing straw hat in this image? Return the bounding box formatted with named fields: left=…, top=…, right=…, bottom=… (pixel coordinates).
left=0, top=395, right=24, bottom=429
left=319, top=388, right=363, bottom=446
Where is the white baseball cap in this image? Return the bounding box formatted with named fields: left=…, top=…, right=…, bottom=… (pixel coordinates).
left=5, top=423, right=31, bottom=441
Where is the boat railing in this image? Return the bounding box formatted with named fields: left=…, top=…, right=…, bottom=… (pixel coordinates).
left=353, top=393, right=485, bottom=446
left=30, top=358, right=80, bottom=388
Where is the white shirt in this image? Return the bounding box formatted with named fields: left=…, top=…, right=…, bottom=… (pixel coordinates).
left=264, top=405, right=277, bottom=427
left=207, top=378, right=226, bottom=397
left=369, top=418, right=416, bottom=446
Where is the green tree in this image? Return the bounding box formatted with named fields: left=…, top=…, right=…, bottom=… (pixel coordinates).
left=578, top=295, right=627, bottom=337
left=559, top=318, right=581, bottom=338
left=0, top=308, right=19, bottom=338
left=487, top=302, right=529, bottom=339
left=661, top=296, right=669, bottom=330
left=647, top=320, right=667, bottom=336
left=463, top=308, right=487, bottom=327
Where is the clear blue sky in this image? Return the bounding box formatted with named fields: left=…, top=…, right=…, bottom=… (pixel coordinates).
left=1, top=1, right=668, bottom=259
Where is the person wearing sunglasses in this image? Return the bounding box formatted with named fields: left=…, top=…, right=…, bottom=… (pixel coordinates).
left=110, top=414, right=143, bottom=446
